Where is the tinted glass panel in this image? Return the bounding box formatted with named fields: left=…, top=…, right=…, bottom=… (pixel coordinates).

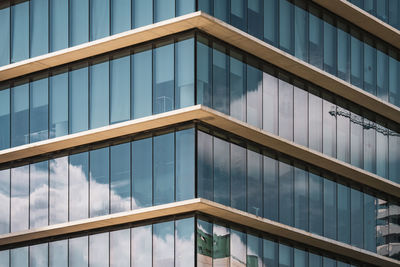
left=50, top=0, right=68, bottom=52
left=132, top=138, right=152, bottom=209
left=11, top=166, right=29, bottom=232
left=30, top=0, right=48, bottom=57
left=110, top=143, right=131, bottom=213
left=0, top=89, right=10, bottom=149
left=90, top=148, right=110, bottom=217
left=30, top=78, right=48, bottom=143
left=176, top=128, right=195, bottom=201
left=30, top=161, right=48, bottom=228
left=49, top=157, right=68, bottom=224
left=154, top=133, right=174, bottom=205
left=50, top=72, right=68, bottom=138
left=69, top=152, right=89, bottom=220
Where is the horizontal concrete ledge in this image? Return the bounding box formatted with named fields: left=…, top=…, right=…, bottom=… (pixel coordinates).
left=0, top=12, right=398, bottom=124
left=0, top=198, right=398, bottom=267
left=1, top=105, right=399, bottom=200
left=313, top=0, right=400, bottom=50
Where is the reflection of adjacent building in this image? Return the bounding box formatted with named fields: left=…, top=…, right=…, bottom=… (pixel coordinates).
left=377, top=199, right=400, bottom=260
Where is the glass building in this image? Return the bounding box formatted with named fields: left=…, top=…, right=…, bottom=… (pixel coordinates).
left=0, top=0, right=399, bottom=266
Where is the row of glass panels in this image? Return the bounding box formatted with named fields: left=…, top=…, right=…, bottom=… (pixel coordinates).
left=0, top=32, right=398, bottom=183
left=1, top=0, right=399, bottom=108
left=0, top=215, right=368, bottom=267
left=0, top=125, right=398, bottom=259
left=348, top=0, right=400, bottom=30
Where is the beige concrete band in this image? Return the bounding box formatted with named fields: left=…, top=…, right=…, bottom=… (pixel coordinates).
left=313, top=0, right=400, bottom=50
left=0, top=12, right=399, bottom=124
left=0, top=198, right=398, bottom=267
left=1, top=105, right=399, bottom=200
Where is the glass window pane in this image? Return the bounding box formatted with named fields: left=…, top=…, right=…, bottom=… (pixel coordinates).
left=377, top=45, right=388, bottom=101
left=30, top=161, right=48, bottom=228
left=247, top=64, right=262, bottom=128
left=264, top=153, right=278, bottom=221
left=198, top=0, right=212, bottom=13
left=198, top=130, right=213, bottom=200
left=30, top=78, right=49, bottom=143
left=231, top=143, right=246, bottom=211
left=0, top=88, right=10, bottom=149
left=294, top=1, right=308, bottom=62
left=11, top=247, right=28, bottom=267
left=294, top=166, right=308, bottom=231
left=350, top=31, right=363, bottom=88
left=11, top=165, right=29, bottom=232
left=279, top=243, right=293, bottom=267
left=154, top=42, right=174, bottom=114
left=323, top=179, right=337, bottom=239
left=176, top=0, right=195, bottom=15
left=364, top=194, right=376, bottom=252
left=231, top=229, right=246, bottom=265
left=132, top=137, right=152, bottom=209
left=154, top=133, right=174, bottom=205
left=309, top=173, right=323, bottom=235
left=309, top=88, right=322, bottom=152
left=293, top=84, right=308, bottom=146
left=175, top=37, right=194, bottom=109
left=247, top=234, right=262, bottom=267
left=0, top=250, right=9, bottom=267
left=337, top=184, right=350, bottom=243
left=30, top=0, right=48, bottom=57
left=110, top=54, right=130, bottom=124
left=350, top=110, right=363, bottom=168
left=50, top=156, right=68, bottom=224
left=69, top=236, right=88, bottom=267
left=231, top=0, right=246, bottom=31
left=263, top=71, right=278, bottom=135
left=29, top=243, right=48, bottom=267
left=279, top=161, right=293, bottom=226
left=279, top=0, right=293, bottom=53
left=336, top=103, right=350, bottom=163
left=90, top=0, right=110, bottom=41
left=0, top=5, right=10, bottom=66
left=11, top=1, right=29, bottom=63
left=376, top=119, right=388, bottom=178
left=323, top=257, right=336, bottom=267
left=154, top=0, right=174, bottom=22
left=278, top=78, right=293, bottom=141
left=350, top=189, right=363, bottom=248
left=111, top=0, right=130, bottom=34
left=263, top=238, right=278, bottom=267
left=309, top=253, right=322, bottom=267
left=213, top=43, right=229, bottom=114
left=176, top=128, right=195, bottom=201
left=337, top=22, right=350, bottom=82
left=309, top=7, right=323, bottom=68
left=110, top=143, right=131, bottom=213
left=176, top=217, right=195, bottom=267
left=264, top=0, right=277, bottom=44
left=132, top=0, right=152, bottom=28
left=50, top=72, right=68, bottom=138
left=213, top=224, right=230, bottom=266
left=70, top=0, right=89, bottom=46
left=69, top=65, right=89, bottom=133
left=248, top=0, right=263, bottom=39
left=153, top=221, right=174, bottom=267
left=294, top=248, right=307, bottom=267
left=214, top=0, right=229, bottom=22
left=196, top=36, right=212, bottom=107
left=90, top=147, right=110, bottom=217
left=89, top=233, right=109, bottom=267
left=50, top=0, right=68, bottom=51
left=323, top=97, right=336, bottom=157
left=389, top=125, right=400, bottom=183
left=69, top=152, right=89, bottom=220
left=363, top=39, right=376, bottom=95
left=11, top=83, right=29, bottom=147
left=0, top=169, right=10, bottom=234
left=132, top=225, right=152, bottom=267
left=110, top=229, right=130, bottom=267
left=132, top=47, right=152, bottom=119
left=323, top=16, right=337, bottom=75
left=90, top=59, right=110, bottom=129
left=50, top=240, right=68, bottom=267
left=247, top=149, right=262, bottom=216
left=214, top=137, right=230, bottom=206
left=363, top=116, right=376, bottom=173
left=388, top=51, right=399, bottom=106
left=230, top=51, right=246, bottom=121
left=197, top=219, right=212, bottom=265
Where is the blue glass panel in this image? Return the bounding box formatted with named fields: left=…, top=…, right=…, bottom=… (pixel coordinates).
left=175, top=218, right=195, bottom=266
left=30, top=0, right=48, bottom=57
left=50, top=72, right=68, bottom=138
left=363, top=117, right=376, bottom=173
left=294, top=0, right=308, bottom=62
left=230, top=52, right=246, bottom=121
left=90, top=147, right=109, bottom=217
left=30, top=78, right=48, bottom=143
left=110, top=54, right=130, bottom=124
left=350, top=189, right=363, bottom=248
left=278, top=78, right=293, bottom=141
left=231, top=143, right=246, bottom=211
left=49, top=240, right=68, bottom=267
left=247, top=64, right=262, bottom=128
left=176, top=128, right=195, bottom=201
left=11, top=1, right=29, bottom=63
left=389, top=0, right=400, bottom=29
left=294, top=166, right=308, bottom=231
left=196, top=219, right=212, bottom=262
left=11, top=247, right=28, bottom=267
left=309, top=7, right=323, bottom=68
left=90, top=0, right=110, bottom=41
left=323, top=257, right=336, bottom=267
left=132, top=225, right=152, bottom=267
left=212, top=224, right=230, bottom=265
left=0, top=4, right=10, bottom=66
left=30, top=243, right=48, bottom=267
left=198, top=130, right=213, bottom=200
left=69, top=152, right=89, bottom=220
left=293, top=84, right=308, bottom=147
left=264, top=0, right=277, bottom=45
left=376, top=118, right=388, bottom=178
left=263, top=70, right=278, bottom=135
left=214, top=0, right=229, bottom=22
left=323, top=179, right=337, bottom=239
left=214, top=137, right=230, bottom=206
left=132, top=0, right=152, bottom=28
left=90, top=60, right=109, bottom=128
left=377, top=0, right=388, bottom=21
left=110, top=143, right=131, bottom=213
left=69, top=236, right=88, bottom=267
left=0, top=250, right=9, bottom=267
left=350, top=111, right=363, bottom=168
left=364, top=194, right=376, bottom=252
left=323, top=16, right=337, bottom=75
left=336, top=103, right=350, bottom=163
left=309, top=253, right=322, bottom=267
left=279, top=0, right=293, bottom=53
left=247, top=234, right=262, bottom=266
left=279, top=161, right=293, bottom=226
left=0, top=88, right=10, bottom=149
left=337, top=22, right=350, bottom=82
left=11, top=83, right=29, bottom=147
left=111, top=0, right=130, bottom=34
left=69, top=65, right=89, bottom=133
left=231, top=0, right=246, bottom=31
left=248, top=0, right=263, bottom=39
left=154, top=221, right=174, bottom=267
left=49, top=156, right=68, bottom=224
left=154, top=133, right=174, bottom=205
left=350, top=31, right=363, bottom=88
left=154, top=0, right=174, bottom=22
left=363, top=39, right=376, bottom=95
left=11, top=165, right=29, bottom=232
left=89, top=233, right=109, bottom=267
left=30, top=161, right=48, bottom=228
left=294, top=249, right=307, bottom=267
left=388, top=50, right=399, bottom=106
left=70, top=0, right=89, bottom=46
left=248, top=149, right=262, bottom=216
left=50, top=0, right=68, bottom=51
left=388, top=124, right=400, bottom=183
left=197, top=36, right=212, bottom=107
left=176, top=0, right=195, bottom=15
left=337, top=184, right=350, bottom=243
left=231, top=229, right=246, bottom=265
left=309, top=173, right=323, bottom=235
left=309, top=88, right=322, bottom=152
left=377, top=45, right=388, bottom=101
left=263, top=238, right=278, bottom=267
left=322, top=97, right=336, bottom=157
left=154, top=42, right=174, bottom=114
left=278, top=243, right=293, bottom=267
left=175, top=37, right=194, bottom=109
left=264, top=154, right=278, bottom=221
left=110, top=229, right=130, bottom=267
left=132, top=47, right=152, bottom=119
left=0, top=169, right=10, bottom=234
left=198, top=0, right=212, bottom=14
left=132, top=138, right=152, bottom=209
